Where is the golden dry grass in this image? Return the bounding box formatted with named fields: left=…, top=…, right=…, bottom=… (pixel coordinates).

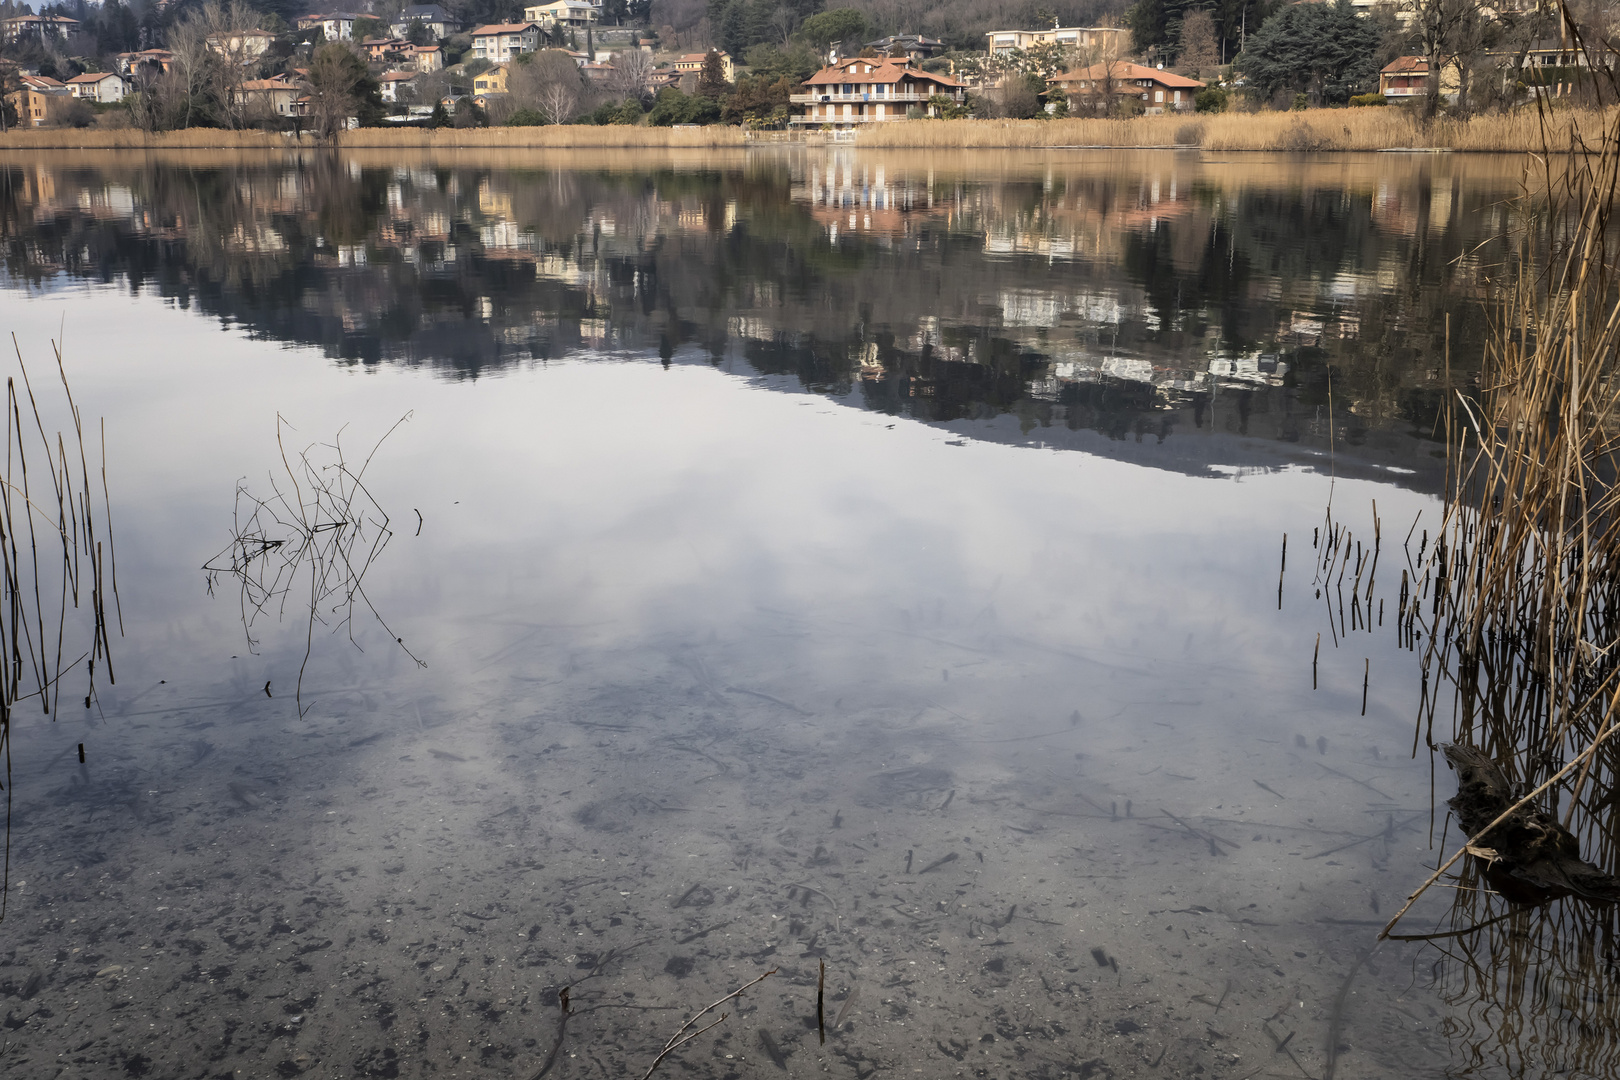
left=1, top=105, right=1611, bottom=153
left=0, top=125, right=749, bottom=151
left=853, top=106, right=1619, bottom=152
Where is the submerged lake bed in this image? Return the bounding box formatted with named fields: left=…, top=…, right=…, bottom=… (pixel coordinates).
left=0, top=147, right=1588, bottom=1079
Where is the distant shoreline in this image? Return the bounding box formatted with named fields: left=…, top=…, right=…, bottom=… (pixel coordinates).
left=0, top=107, right=1608, bottom=153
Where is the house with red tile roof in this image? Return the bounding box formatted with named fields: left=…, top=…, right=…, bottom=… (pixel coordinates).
left=115, top=49, right=175, bottom=77
left=791, top=57, right=965, bottom=126
left=359, top=36, right=412, bottom=61
left=234, top=73, right=306, bottom=117
left=1048, top=62, right=1202, bottom=113
left=379, top=70, right=420, bottom=104
left=1379, top=55, right=1459, bottom=102
left=471, top=22, right=541, bottom=63
left=66, top=71, right=128, bottom=103
left=2, top=14, right=78, bottom=43
left=672, top=51, right=733, bottom=82
left=411, top=44, right=443, bottom=73
left=6, top=75, right=70, bottom=126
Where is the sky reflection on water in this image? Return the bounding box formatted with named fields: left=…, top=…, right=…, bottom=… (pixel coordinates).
left=0, top=150, right=1586, bottom=1080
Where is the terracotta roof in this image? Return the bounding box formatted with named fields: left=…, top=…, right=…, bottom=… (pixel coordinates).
left=67, top=72, right=118, bottom=83
left=240, top=78, right=299, bottom=91
left=20, top=74, right=67, bottom=87
left=415, top=44, right=441, bottom=51
left=1050, top=62, right=1203, bottom=89
left=803, top=59, right=961, bottom=88
left=471, top=22, right=538, bottom=35
left=1381, top=55, right=1428, bottom=74
left=380, top=71, right=419, bottom=81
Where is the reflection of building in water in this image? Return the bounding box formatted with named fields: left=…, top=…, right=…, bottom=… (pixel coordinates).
left=0, top=152, right=1508, bottom=479
left=795, top=157, right=948, bottom=238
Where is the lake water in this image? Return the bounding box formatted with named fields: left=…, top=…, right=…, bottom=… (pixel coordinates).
left=0, top=147, right=1600, bottom=1079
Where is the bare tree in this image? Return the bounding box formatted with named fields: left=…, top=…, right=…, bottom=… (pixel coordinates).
left=307, top=42, right=367, bottom=138
left=165, top=16, right=215, bottom=128
left=125, top=65, right=169, bottom=131
left=200, top=0, right=268, bottom=129
left=1402, top=0, right=1487, bottom=119
left=511, top=49, right=583, bottom=123
left=767, top=5, right=799, bottom=45
left=1178, top=11, right=1220, bottom=79
left=607, top=47, right=655, bottom=101
left=1080, top=24, right=1133, bottom=115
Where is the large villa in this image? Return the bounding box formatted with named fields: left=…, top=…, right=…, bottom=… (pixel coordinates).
left=790, top=57, right=966, bottom=126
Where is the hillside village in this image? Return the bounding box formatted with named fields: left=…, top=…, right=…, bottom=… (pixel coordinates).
left=0, top=0, right=1608, bottom=134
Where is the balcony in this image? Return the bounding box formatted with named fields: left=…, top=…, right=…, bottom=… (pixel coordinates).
left=789, top=90, right=963, bottom=105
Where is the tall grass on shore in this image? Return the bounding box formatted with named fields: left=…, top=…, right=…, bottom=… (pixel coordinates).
left=0, top=338, right=119, bottom=921
left=0, top=125, right=749, bottom=151
left=1369, top=98, right=1620, bottom=933
left=0, top=107, right=1613, bottom=153
left=854, top=106, right=1618, bottom=152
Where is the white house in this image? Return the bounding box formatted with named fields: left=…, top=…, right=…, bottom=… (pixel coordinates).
left=523, top=0, right=598, bottom=29
left=235, top=75, right=305, bottom=117
left=379, top=70, right=419, bottom=103
left=390, top=4, right=459, bottom=39
left=207, top=29, right=275, bottom=57
left=2, top=14, right=79, bottom=43
left=295, top=12, right=363, bottom=41
left=470, top=22, right=541, bottom=63
left=66, top=71, right=128, bottom=103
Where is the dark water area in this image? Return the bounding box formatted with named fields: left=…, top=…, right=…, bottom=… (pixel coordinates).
left=0, top=148, right=1601, bottom=1080
left=1, top=147, right=1520, bottom=488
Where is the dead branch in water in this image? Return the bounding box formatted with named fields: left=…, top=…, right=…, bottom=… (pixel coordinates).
left=202, top=412, right=423, bottom=715
left=639, top=968, right=776, bottom=1080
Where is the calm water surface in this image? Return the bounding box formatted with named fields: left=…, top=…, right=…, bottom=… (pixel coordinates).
left=0, top=147, right=1599, bottom=1079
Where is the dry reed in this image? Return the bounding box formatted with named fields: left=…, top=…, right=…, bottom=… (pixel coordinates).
left=852, top=106, right=1617, bottom=152
left=0, top=336, right=119, bottom=921
left=1359, top=94, right=1620, bottom=940
left=0, top=107, right=1611, bottom=153
left=0, top=125, right=748, bottom=151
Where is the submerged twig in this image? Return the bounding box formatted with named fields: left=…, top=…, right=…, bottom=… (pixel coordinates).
left=639, top=967, right=776, bottom=1080
left=202, top=413, right=423, bottom=715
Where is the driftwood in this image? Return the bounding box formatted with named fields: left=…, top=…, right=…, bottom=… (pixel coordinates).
left=1444, top=744, right=1620, bottom=905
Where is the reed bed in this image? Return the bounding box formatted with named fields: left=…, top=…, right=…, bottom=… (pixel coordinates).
left=1372, top=98, right=1620, bottom=919
left=0, top=339, right=119, bottom=921
left=0, top=108, right=1610, bottom=153
left=1423, top=860, right=1620, bottom=1076
left=0, top=124, right=748, bottom=151
left=854, top=106, right=1617, bottom=152
left=1292, top=99, right=1620, bottom=945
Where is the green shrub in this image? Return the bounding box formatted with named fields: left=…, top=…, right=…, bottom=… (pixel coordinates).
left=1291, top=92, right=1309, bottom=111
left=647, top=87, right=721, bottom=126
left=1349, top=92, right=1388, bottom=107
left=504, top=107, right=546, bottom=126
left=1193, top=86, right=1228, bottom=113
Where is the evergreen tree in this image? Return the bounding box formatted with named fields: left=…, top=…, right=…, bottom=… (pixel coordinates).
left=1236, top=0, right=1379, bottom=105
left=697, top=48, right=730, bottom=97
left=1128, top=0, right=1276, bottom=65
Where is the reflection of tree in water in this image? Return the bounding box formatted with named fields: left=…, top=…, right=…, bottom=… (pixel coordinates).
left=0, top=154, right=1509, bottom=472
left=1424, top=865, right=1620, bottom=1078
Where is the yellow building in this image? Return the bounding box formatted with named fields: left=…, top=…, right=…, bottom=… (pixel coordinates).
left=7, top=76, right=70, bottom=126
left=472, top=64, right=508, bottom=94
left=673, top=51, right=734, bottom=82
